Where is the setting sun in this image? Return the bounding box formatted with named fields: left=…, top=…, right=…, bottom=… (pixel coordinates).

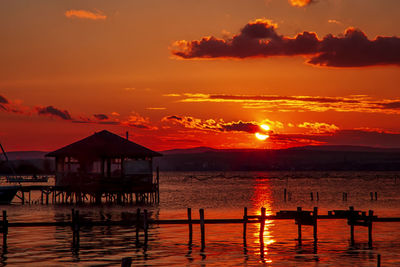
left=255, top=132, right=269, bottom=141
left=260, top=124, right=270, bottom=131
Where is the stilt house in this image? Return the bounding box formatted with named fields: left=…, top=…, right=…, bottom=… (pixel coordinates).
left=46, top=130, right=162, bottom=197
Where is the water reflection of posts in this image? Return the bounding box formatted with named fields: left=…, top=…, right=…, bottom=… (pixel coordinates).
left=2, top=211, right=7, bottom=252
left=144, top=209, right=148, bottom=245
left=136, top=208, right=140, bottom=245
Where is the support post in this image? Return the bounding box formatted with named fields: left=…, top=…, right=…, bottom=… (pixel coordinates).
left=349, top=206, right=355, bottom=246
left=260, top=207, right=266, bottom=240
left=370, top=192, right=373, bottom=201
left=316, top=192, right=319, bottom=201
left=310, top=192, right=313, bottom=201
left=375, top=192, right=378, bottom=201
left=297, top=207, right=302, bottom=245
left=368, top=210, right=373, bottom=248
left=199, top=208, right=205, bottom=251
left=377, top=254, right=381, bottom=267
left=187, top=208, right=192, bottom=244
left=156, top=166, right=160, bottom=203
left=243, top=207, right=248, bottom=241
left=284, top=189, right=287, bottom=202
left=313, top=207, right=318, bottom=243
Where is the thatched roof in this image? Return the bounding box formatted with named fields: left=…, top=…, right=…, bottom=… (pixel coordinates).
left=46, top=130, right=162, bottom=158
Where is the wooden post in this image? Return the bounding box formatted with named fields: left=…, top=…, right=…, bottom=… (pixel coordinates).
left=199, top=208, right=205, bottom=251
left=2, top=210, right=8, bottom=248
left=297, top=207, right=302, bottom=245
left=156, top=166, right=160, bottom=203
left=368, top=210, right=373, bottom=248
left=187, top=208, right=192, bottom=244
left=375, top=192, right=378, bottom=201
left=260, top=207, right=266, bottom=240
left=284, top=189, right=287, bottom=201
left=349, top=206, right=355, bottom=246
left=121, top=257, right=132, bottom=267
left=243, top=207, right=248, bottom=241
left=377, top=254, right=381, bottom=267
left=370, top=192, right=373, bottom=201
left=313, top=207, right=318, bottom=243
left=316, top=192, right=319, bottom=201
left=144, top=209, right=148, bottom=244
left=310, top=192, right=313, bottom=201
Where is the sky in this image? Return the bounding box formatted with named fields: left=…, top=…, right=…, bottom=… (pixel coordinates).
left=1, top=0, right=400, bottom=151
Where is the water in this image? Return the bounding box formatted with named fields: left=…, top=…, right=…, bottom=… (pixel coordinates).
left=2, top=171, right=400, bottom=266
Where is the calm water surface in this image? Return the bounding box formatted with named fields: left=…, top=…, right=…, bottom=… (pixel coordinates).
left=2, top=171, right=400, bottom=266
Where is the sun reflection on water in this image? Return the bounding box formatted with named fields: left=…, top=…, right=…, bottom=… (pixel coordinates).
left=251, top=176, right=276, bottom=263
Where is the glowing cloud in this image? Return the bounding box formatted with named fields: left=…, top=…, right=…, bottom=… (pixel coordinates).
left=65, top=9, right=107, bottom=20
left=289, top=0, right=314, bottom=7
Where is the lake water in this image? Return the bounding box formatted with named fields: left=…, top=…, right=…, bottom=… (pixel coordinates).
left=2, top=171, right=400, bottom=266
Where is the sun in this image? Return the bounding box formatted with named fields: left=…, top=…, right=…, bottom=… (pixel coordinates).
left=255, top=132, right=269, bottom=141
left=255, top=124, right=270, bottom=141
left=260, top=124, right=270, bottom=131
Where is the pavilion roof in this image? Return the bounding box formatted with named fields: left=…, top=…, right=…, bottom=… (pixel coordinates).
left=46, top=130, right=162, bottom=158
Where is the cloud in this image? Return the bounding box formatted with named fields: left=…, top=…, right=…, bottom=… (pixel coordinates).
left=163, top=115, right=278, bottom=134
left=298, top=122, right=339, bottom=134
left=289, top=0, right=315, bottom=7
left=93, top=114, right=109, bottom=120
left=328, top=19, right=342, bottom=25
left=120, top=112, right=157, bottom=130
left=0, top=95, right=9, bottom=104
left=36, top=106, right=72, bottom=120
left=171, top=19, right=400, bottom=67
left=175, top=93, right=400, bottom=115
left=146, top=107, right=167, bottom=110
left=65, top=9, right=107, bottom=20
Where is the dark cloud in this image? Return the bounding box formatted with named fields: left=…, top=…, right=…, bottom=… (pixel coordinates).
left=376, top=101, right=400, bottom=109
left=165, top=115, right=183, bottom=121
left=163, top=115, right=262, bottom=133
left=0, top=95, right=8, bottom=104
left=172, top=20, right=400, bottom=67
left=36, top=106, right=72, bottom=120
left=221, top=121, right=260, bottom=133
left=93, top=114, right=109, bottom=120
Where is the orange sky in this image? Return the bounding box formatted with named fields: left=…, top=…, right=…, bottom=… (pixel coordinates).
left=1, top=0, right=400, bottom=151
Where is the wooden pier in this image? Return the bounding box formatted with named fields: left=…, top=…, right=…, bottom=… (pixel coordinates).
left=0, top=206, right=391, bottom=266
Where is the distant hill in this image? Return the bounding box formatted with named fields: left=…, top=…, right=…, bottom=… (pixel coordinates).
left=288, top=145, right=400, bottom=153
left=3, top=145, right=400, bottom=172
left=1, top=151, right=48, bottom=161
left=154, top=145, right=400, bottom=171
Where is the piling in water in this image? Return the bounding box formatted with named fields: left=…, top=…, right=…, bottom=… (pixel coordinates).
left=187, top=208, right=192, bottom=244
left=199, top=209, right=205, bottom=251
left=297, top=207, right=302, bottom=245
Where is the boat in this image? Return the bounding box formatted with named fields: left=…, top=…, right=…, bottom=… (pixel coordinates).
left=0, top=185, right=19, bottom=204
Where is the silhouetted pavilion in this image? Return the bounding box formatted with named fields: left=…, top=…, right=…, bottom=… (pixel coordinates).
left=46, top=130, right=162, bottom=204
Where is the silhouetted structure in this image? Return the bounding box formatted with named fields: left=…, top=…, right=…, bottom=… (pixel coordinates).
left=46, top=130, right=162, bottom=204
